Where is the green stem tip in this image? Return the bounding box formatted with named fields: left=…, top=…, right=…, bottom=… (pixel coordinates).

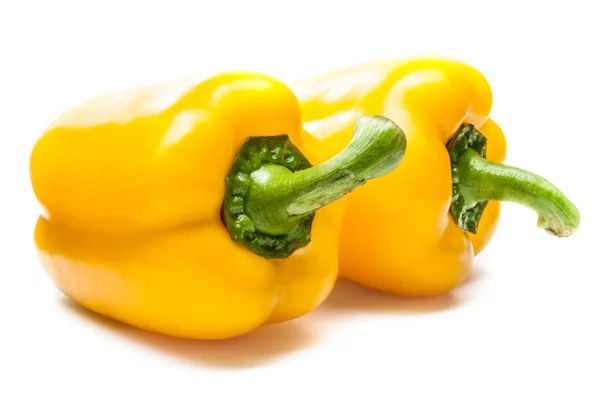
left=223, top=115, right=407, bottom=259
left=448, top=124, right=580, bottom=237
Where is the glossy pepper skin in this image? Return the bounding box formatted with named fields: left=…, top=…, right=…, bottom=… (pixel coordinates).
left=31, top=72, right=406, bottom=339
left=31, top=73, right=337, bottom=339
left=295, top=57, right=576, bottom=296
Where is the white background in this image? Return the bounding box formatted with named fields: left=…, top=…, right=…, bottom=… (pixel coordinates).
left=1, top=1, right=599, bottom=400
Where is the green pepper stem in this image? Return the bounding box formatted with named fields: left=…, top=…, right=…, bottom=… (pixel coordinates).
left=457, top=149, right=580, bottom=237
left=245, top=115, right=406, bottom=236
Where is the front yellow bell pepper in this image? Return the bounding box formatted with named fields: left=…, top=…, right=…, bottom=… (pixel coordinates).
left=30, top=72, right=406, bottom=338
left=295, top=57, right=579, bottom=296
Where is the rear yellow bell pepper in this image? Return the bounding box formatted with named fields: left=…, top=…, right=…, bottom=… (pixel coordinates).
left=30, top=72, right=406, bottom=339
left=295, top=57, right=580, bottom=296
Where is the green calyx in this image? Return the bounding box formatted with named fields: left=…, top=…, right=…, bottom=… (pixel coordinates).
left=448, top=124, right=580, bottom=237
left=223, top=135, right=314, bottom=259
left=447, top=125, right=489, bottom=233
left=223, top=115, right=407, bottom=259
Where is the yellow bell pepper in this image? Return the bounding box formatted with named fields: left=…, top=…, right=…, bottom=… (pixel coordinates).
left=295, top=57, right=580, bottom=296
left=30, top=72, right=406, bottom=339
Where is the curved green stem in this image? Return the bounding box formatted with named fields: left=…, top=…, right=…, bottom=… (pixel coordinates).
left=224, top=115, right=406, bottom=259
left=449, top=125, right=580, bottom=237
